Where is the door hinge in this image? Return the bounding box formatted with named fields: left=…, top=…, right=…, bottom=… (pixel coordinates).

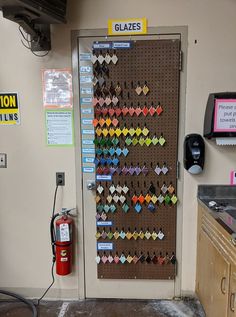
left=176, top=161, right=180, bottom=179
left=179, top=50, right=183, bottom=71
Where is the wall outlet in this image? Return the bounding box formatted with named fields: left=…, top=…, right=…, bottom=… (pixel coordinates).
left=0, top=153, right=7, bottom=168
left=56, top=172, right=65, bottom=186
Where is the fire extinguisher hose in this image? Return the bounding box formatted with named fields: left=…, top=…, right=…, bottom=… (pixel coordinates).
left=0, top=289, right=37, bottom=317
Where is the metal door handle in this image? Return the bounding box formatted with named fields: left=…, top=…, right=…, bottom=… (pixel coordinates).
left=87, top=181, right=96, bottom=190
left=230, top=293, right=235, bottom=312
left=220, top=277, right=227, bottom=294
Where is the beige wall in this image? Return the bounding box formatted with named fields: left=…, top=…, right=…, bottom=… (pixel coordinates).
left=1, top=0, right=236, bottom=299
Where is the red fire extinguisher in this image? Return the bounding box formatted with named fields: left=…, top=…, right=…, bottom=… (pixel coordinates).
left=51, top=209, right=73, bottom=275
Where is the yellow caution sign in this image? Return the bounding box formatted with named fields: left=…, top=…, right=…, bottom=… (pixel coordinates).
left=0, top=93, right=20, bottom=125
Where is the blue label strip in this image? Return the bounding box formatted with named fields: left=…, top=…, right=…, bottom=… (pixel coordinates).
left=81, top=108, right=93, bottom=115
left=82, top=167, right=95, bottom=173
left=79, top=53, right=92, bottom=61
left=96, top=221, right=113, bottom=227
left=96, top=175, right=112, bottom=181
left=83, top=157, right=95, bottom=164
left=82, top=148, right=95, bottom=154
left=97, top=242, right=113, bottom=251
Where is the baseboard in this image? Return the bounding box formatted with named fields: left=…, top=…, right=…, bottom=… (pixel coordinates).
left=179, top=290, right=197, bottom=298
left=0, top=287, right=79, bottom=300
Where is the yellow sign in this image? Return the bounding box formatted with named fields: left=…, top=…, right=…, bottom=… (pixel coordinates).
left=108, top=18, right=147, bottom=36
left=0, top=93, right=20, bottom=125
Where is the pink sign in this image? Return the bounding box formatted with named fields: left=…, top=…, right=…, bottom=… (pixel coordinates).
left=214, top=99, right=236, bottom=132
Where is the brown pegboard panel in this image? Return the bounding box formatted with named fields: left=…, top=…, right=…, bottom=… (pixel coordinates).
left=94, top=39, right=180, bottom=279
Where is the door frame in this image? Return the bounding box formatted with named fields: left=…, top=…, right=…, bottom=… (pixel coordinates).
left=71, top=26, right=188, bottom=299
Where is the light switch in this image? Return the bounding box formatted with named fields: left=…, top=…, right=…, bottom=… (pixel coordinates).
left=0, top=153, right=7, bottom=168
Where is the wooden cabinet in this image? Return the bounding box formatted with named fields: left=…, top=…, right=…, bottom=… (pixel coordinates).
left=196, top=204, right=236, bottom=317
left=229, top=265, right=236, bottom=317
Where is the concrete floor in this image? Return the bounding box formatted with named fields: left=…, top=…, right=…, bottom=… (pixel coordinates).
left=0, top=298, right=205, bottom=317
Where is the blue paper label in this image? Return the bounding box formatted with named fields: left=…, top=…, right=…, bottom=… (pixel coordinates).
left=80, top=87, right=93, bottom=95
left=81, top=107, right=93, bottom=115
left=80, top=97, right=92, bottom=105
left=82, top=118, right=93, bottom=125
left=96, top=175, right=112, bottom=181
left=82, top=148, right=95, bottom=154
left=82, top=139, right=94, bottom=145
left=80, top=76, right=93, bottom=84
left=79, top=53, right=91, bottom=61
left=82, top=129, right=94, bottom=135
left=96, top=221, right=113, bottom=226
left=82, top=167, right=95, bottom=173
left=93, top=42, right=112, bottom=49
left=112, top=41, right=133, bottom=49
left=80, top=66, right=92, bottom=74
left=97, top=242, right=113, bottom=251
left=83, top=157, right=95, bottom=164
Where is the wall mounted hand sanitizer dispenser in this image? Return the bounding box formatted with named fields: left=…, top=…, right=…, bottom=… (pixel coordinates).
left=184, top=134, right=205, bottom=175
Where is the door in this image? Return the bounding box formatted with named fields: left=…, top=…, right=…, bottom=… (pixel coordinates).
left=78, top=33, right=182, bottom=299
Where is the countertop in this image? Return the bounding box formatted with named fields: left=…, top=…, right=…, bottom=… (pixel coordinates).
left=198, top=185, right=236, bottom=235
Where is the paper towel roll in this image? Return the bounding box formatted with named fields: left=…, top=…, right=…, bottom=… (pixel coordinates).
left=216, top=138, right=236, bottom=145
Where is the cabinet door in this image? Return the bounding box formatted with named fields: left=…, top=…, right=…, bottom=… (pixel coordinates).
left=197, top=229, right=230, bottom=317
left=229, top=265, right=236, bottom=317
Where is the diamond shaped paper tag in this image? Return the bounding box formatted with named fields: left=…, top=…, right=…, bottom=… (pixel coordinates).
left=108, top=255, right=113, bottom=263
left=161, top=185, right=168, bottom=194
left=142, top=85, right=150, bottom=95
left=152, top=137, right=159, bottom=145
left=112, top=118, right=119, bottom=127
left=162, top=166, right=169, bottom=175
left=105, top=53, right=111, bottom=64
left=122, top=127, right=129, bottom=136
left=102, top=128, right=109, bottom=137
left=145, top=138, right=152, bottom=146
left=103, top=205, right=110, bottom=213
left=142, top=106, right=149, bottom=117
left=119, top=195, right=126, bottom=204
left=100, top=212, right=107, bottom=221
left=95, top=255, right=101, bottom=264
left=129, top=107, right=135, bottom=116
left=116, top=148, right=122, bottom=156
left=113, top=231, right=120, bottom=240
left=151, top=195, right=158, bottom=204
left=125, top=137, right=132, bottom=146
left=109, top=148, right=115, bottom=156
left=107, top=231, right=113, bottom=240
left=101, top=255, right=108, bottom=264
left=135, top=203, right=142, bottom=213
left=135, top=107, right=142, bottom=116
left=97, top=185, right=104, bottom=194
left=126, top=254, right=133, bottom=263
left=112, top=158, right=119, bottom=166
left=133, top=232, right=139, bottom=240
left=91, top=54, right=97, bottom=64
left=110, top=204, right=116, bottom=213
left=151, top=231, right=158, bottom=240
left=113, top=194, right=119, bottom=203
left=120, top=254, right=126, bottom=264
left=126, top=231, right=133, bottom=240
left=159, top=136, right=166, bottom=146
left=116, top=185, right=123, bottom=194
left=139, top=137, right=145, bottom=146
left=97, top=204, right=104, bottom=213
left=112, top=137, right=119, bottom=146
left=108, top=128, right=115, bottom=137
left=96, top=214, right=101, bottom=222
left=98, top=54, right=105, bottom=64
left=132, top=138, right=138, bottom=146
left=149, top=106, right=156, bottom=116
left=115, top=128, right=122, bottom=137
left=106, top=118, right=112, bottom=127
left=122, top=203, right=129, bottom=213
left=135, top=86, right=142, bottom=95
left=157, top=231, right=165, bottom=240
left=122, top=185, right=129, bottom=194
left=107, top=195, right=113, bottom=203
left=136, top=127, right=142, bottom=136
left=119, top=231, right=126, bottom=239
left=154, top=166, right=162, bottom=175
left=122, top=148, right=129, bottom=157
left=156, top=106, right=163, bottom=115
left=111, top=54, right=118, bottom=64
left=95, top=232, right=101, bottom=239
left=171, top=195, right=178, bottom=204
left=142, top=127, right=149, bottom=136
left=165, top=195, right=171, bottom=204
left=96, top=128, right=102, bottom=136
left=157, top=195, right=164, bottom=204
left=129, top=128, right=136, bottom=137
left=168, top=185, right=175, bottom=194
left=114, top=254, right=120, bottom=263
left=145, top=194, right=152, bottom=203
left=145, top=231, right=151, bottom=240
left=139, top=231, right=145, bottom=239
left=105, top=96, right=111, bottom=106
left=109, top=184, right=116, bottom=194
